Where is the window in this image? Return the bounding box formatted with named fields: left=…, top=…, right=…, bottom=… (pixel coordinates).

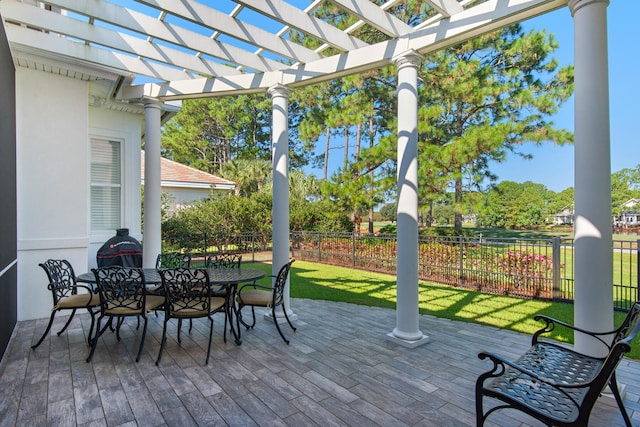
left=90, top=138, right=121, bottom=232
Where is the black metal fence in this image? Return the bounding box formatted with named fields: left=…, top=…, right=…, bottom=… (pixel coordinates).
left=161, top=231, right=639, bottom=311
left=162, top=232, right=273, bottom=264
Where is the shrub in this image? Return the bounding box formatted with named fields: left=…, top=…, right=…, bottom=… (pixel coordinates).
left=420, top=227, right=476, bottom=237
left=378, top=223, right=396, bottom=234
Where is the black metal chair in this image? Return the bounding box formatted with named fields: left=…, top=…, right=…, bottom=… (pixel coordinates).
left=155, top=252, right=192, bottom=269
left=476, top=302, right=640, bottom=427
left=205, top=253, right=242, bottom=270
left=153, top=252, right=191, bottom=317
left=32, top=259, right=100, bottom=349
left=157, top=268, right=226, bottom=365
left=236, top=259, right=296, bottom=344
left=205, top=253, right=243, bottom=343
left=86, top=267, right=165, bottom=363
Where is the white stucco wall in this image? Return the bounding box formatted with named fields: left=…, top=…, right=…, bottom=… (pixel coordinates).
left=88, top=107, right=142, bottom=270
left=164, top=186, right=212, bottom=212
left=15, top=69, right=143, bottom=321
left=16, top=69, right=90, bottom=321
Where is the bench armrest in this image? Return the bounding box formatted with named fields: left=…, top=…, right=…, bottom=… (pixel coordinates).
left=72, top=283, right=96, bottom=294
left=237, top=280, right=273, bottom=294
left=478, top=350, right=598, bottom=389
left=532, top=315, right=614, bottom=350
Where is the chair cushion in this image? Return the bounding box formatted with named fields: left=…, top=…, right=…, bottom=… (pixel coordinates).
left=170, top=297, right=226, bottom=317
left=146, top=295, right=166, bottom=312
left=55, top=292, right=100, bottom=310
left=237, top=289, right=272, bottom=307
left=104, top=295, right=165, bottom=315
left=105, top=299, right=142, bottom=315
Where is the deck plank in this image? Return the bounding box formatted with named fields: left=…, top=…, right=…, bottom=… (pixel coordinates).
left=0, top=299, right=638, bottom=426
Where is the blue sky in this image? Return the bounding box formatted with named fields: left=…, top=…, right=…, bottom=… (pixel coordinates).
left=487, top=2, right=640, bottom=192
left=307, top=2, right=639, bottom=193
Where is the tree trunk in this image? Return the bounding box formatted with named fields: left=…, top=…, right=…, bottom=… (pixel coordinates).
left=368, top=117, right=375, bottom=234
left=343, top=127, right=349, bottom=170
left=323, top=128, right=330, bottom=180
left=354, top=123, right=365, bottom=233
left=355, top=123, right=361, bottom=161
left=454, top=177, right=463, bottom=229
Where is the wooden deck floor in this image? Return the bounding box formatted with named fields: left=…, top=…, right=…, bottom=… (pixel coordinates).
left=1, top=299, right=639, bottom=426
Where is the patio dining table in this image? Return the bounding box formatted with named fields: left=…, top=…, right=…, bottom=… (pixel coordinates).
left=76, top=267, right=266, bottom=345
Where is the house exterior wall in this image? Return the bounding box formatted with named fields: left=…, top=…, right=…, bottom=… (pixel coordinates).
left=15, top=69, right=143, bottom=321
left=619, top=212, right=640, bottom=227
left=163, top=186, right=212, bottom=213
left=88, top=108, right=142, bottom=270
left=16, top=69, right=89, bottom=321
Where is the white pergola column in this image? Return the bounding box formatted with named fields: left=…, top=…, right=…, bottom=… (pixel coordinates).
left=142, top=97, right=163, bottom=268
left=569, top=0, right=613, bottom=357
left=387, top=51, right=429, bottom=348
left=267, top=83, right=296, bottom=321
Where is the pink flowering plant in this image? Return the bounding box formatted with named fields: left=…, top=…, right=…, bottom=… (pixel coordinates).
left=293, top=233, right=560, bottom=299
left=467, top=249, right=557, bottom=296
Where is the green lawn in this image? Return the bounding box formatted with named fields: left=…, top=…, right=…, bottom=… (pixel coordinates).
left=462, top=226, right=640, bottom=242
left=246, top=259, right=639, bottom=359
left=370, top=224, right=638, bottom=242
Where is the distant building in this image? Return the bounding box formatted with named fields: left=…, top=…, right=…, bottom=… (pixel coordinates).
left=617, top=211, right=640, bottom=227
left=462, top=213, right=477, bottom=225
left=615, top=198, right=640, bottom=227
left=141, top=152, right=235, bottom=214
left=552, top=199, right=640, bottom=227
left=551, top=207, right=574, bottom=225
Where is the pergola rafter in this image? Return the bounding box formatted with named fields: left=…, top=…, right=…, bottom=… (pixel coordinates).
left=327, top=0, right=412, bottom=37
left=2, top=2, right=244, bottom=78
left=1, top=0, right=566, bottom=100
left=428, top=0, right=465, bottom=17
left=133, top=0, right=323, bottom=64
left=121, top=0, right=567, bottom=100
left=48, top=0, right=286, bottom=73
left=234, top=0, right=369, bottom=51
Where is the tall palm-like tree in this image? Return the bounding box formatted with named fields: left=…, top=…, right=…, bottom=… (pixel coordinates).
left=221, top=159, right=251, bottom=196
left=246, top=159, right=271, bottom=192
left=221, top=159, right=271, bottom=196
left=289, top=170, right=320, bottom=201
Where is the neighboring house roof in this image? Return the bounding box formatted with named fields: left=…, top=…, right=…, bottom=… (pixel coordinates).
left=621, top=198, right=640, bottom=208
left=552, top=209, right=573, bottom=216
left=141, top=152, right=235, bottom=191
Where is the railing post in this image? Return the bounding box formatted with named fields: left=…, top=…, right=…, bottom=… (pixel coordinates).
left=552, top=237, right=561, bottom=300
left=317, top=232, right=321, bottom=262
left=459, top=235, right=464, bottom=285
left=204, top=232, right=208, bottom=261
left=416, top=234, right=420, bottom=280
left=352, top=231, right=356, bottom=268
left=290, top=231, right=294, bottom=259
left=637, top=239, right=640, bottom=304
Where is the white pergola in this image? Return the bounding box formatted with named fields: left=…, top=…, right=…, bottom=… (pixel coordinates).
left=1, top=0, right=613, bottom=354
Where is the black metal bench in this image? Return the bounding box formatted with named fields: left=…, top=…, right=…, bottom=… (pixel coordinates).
left=476, top=302, right=640, bottom=427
